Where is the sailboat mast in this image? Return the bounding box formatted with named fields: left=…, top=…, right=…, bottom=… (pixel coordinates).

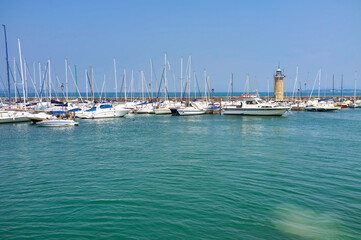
left=65, top=58, right=68, bottom=101
left=114, top=59, right=117, bottom=100
left=38, top=62, right=41, bottom=91
left=131, top=70, right=133, bottom=101
left=24, top=59, right=28, bottom=100
left=164, top=53, right=167, bottom=100
left=2, top=25, right=11, bottom=107
left=189, top=56, right=191, bottom=100
left=75, top=65, right=78, bottom=99
left=354, top=75, right=356, bottom=103
left=48, top=58, right=52, bottom=102
left=14, top=58, right=17, bottom=102
left=194, top=72, right=196, bottom=98
left=231, top=73, right=233, bottom=98
left=33, top=62, right=36, bottom=92
left=150, top=59, right=153, bottom=99
left=124, top=68, right=127, bottom=101
left=180, top=56, right=183, bottom=101
left=85, top=70, right=88, bottom=101
left=341, top=73, right=343, bottom=101
left=255, top=76, right=258, bottom=96
left=18, top=38, right=26, bottom=104
left=318, top=69, right=321, bottom=98
left=89, top=67, right=93, bottom=102
left=204, top=69, right=207, bottom=101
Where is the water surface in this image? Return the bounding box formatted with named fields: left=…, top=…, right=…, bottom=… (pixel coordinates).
left=1, top=110, right=361, bottom=239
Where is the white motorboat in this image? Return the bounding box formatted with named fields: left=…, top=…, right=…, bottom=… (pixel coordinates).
left=76, top=104, right=129, bottom=119
left=223, top=95, right=289, bottom=116
left=36, top=119, right=79, bottom=127
left=27, top=112, right=55, bottom=123
left=304, top=99, right=341, bottom=112
left=0, top=110, right=30, bottom=123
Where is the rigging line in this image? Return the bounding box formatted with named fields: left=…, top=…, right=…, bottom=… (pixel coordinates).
left=119, top=71, right=125, bottom=100
left=67, top=65, right=83, bottom=102
left=24, top=59, right=41, bottom=100
left=156, top=67, right=165, bottom=101
left=0, top=75, right=7, bottom=97
left=194, top=73, right=202, bottom=97
left=8, top=65, right=22, bottom=99
left=39, top=62, right=48, bottom=99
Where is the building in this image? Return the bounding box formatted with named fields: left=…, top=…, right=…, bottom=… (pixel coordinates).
left=274, top=68, right=285, bottom=101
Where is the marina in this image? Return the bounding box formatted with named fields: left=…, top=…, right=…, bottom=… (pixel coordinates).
left=1, top=0, right=361, bottom=239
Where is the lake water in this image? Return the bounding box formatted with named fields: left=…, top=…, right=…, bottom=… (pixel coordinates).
left=1, top=110, right=361, bottom=239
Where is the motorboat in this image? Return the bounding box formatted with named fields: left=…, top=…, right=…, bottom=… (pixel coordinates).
left=304, top=99, right=341, bottom=112
left=76, top=104, right=129, bottom=119
left=177, top=107, right=206, bottom=116
left=223, top=94, right=289, bottom=116
left=36, top=119, right=79, bottom=127
left=27, top=112, right=55, bottom=123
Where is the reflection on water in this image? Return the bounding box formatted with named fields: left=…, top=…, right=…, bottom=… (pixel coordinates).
left=273, top=204, right=342, bottom=239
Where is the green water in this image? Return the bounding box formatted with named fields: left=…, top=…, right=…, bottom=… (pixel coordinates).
left=1, top=110, right=361, bottom=239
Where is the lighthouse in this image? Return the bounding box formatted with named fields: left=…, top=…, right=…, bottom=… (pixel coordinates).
left=274, top=67, right=285, bottom=101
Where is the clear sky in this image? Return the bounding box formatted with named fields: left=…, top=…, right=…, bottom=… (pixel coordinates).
left=0, top=0, right=360, bottom=94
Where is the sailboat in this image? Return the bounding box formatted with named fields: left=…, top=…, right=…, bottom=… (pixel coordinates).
left=177, top=102, right=206, bottom=116
left=36, top=111, right=79, bottom=126
left=154, top=53, right=172, bottom=115
left=304, top=69, right=340, bottom=112
left=0, top=25, right=30, bottom=124
left=349, top=76, right=360, bottom=108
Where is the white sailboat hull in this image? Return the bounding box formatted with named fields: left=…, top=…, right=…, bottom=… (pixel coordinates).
left=154, top=108, right=171, bottom=115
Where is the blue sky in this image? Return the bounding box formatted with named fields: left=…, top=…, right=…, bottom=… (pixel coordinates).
left=0, top=0, right=360, bottom=94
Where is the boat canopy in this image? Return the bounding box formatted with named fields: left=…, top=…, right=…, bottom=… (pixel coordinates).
left=318, top=98, right=333, bottom=102
left=100, top=104, right=113, bottom=109
left=67, top=108, right=82, bottom=112
left=55, top=103, right=68, bottom=107
left=136, top=101, right=147, bottom=106
left=85, top=107, right=97, bottom=112
left=51, top=99, right=65, bottom=104
left=107, top=99, right=117, bottom=102
left=51, top=111, right=67, bottom=114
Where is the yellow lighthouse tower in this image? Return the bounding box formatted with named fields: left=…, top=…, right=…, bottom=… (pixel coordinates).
left=274, top=67, right=285, bottom=101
